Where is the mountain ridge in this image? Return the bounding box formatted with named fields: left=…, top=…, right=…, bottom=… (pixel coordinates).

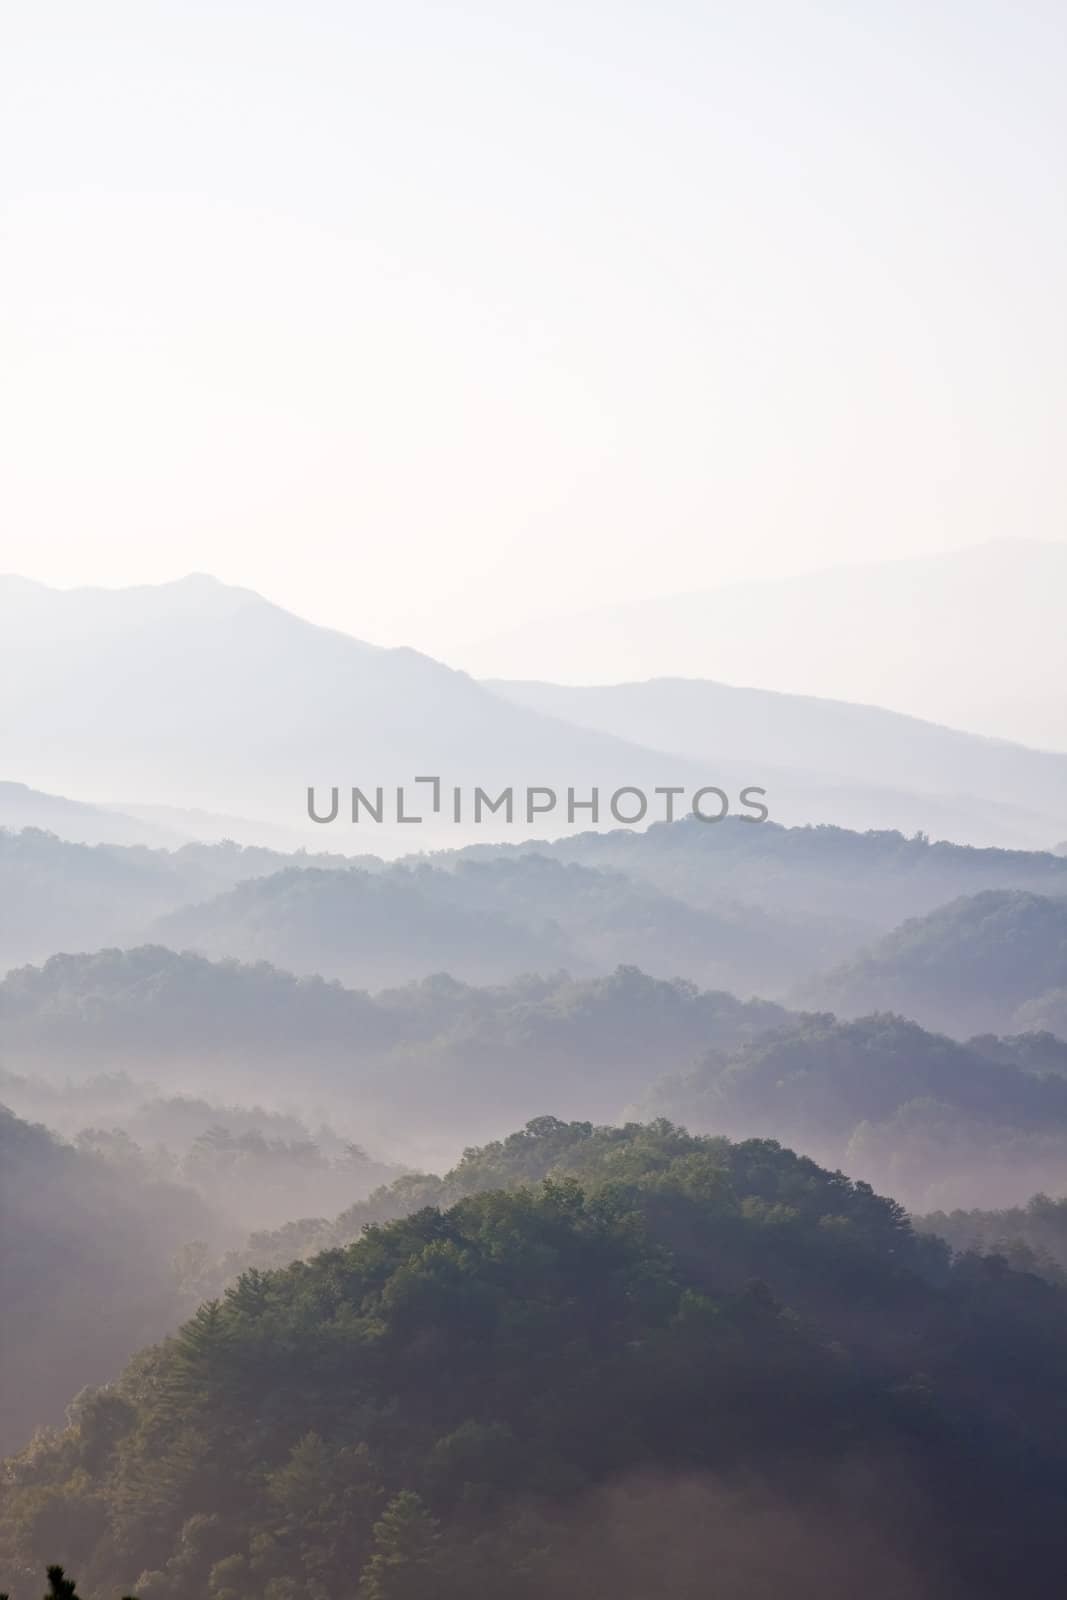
left=461, top=539, right=1067, bottom=749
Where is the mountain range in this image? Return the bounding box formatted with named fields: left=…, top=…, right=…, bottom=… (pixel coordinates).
left=487, top=676, right=1067, bottom=848
left=463, top=539, right=1067, bottom=750
left=7, top=820, right=1067, bottom=998
left=3, top=563, right=1067, bottom=850
left=0, top=574, right=705, bottom=848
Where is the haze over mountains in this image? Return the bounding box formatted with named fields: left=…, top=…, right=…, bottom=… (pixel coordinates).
left=488, top=676, right=1067, bottom=849
left=465, top=540, right=1067, bottom=750
left=0, top=1105, right=215, bottom=1456
left=0, top=574, right=707, bottom=847
left=6, top=820, right=1067, bottom=998
left=3, top=561, right=1066, bottom=850
left=5, top=562, right=1067, bottom=1596
left=0, top=781, right=184, bottom=848
left=801, top=889, right=1067, bottom=1037
left=0, top=781, right=308, bottom=851
left=6, top=0, right=1067, bottom=1583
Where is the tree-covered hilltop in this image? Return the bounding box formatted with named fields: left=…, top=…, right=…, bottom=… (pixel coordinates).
left=182, top=1103, right=1067, bottom=1301
left=9, top=816, right=1067, bottom=999
left=149, top=853, right=814, bottom=995
left=643, top=1012, right=1067, bottom=1209
left=964, top=1029, right=1067, bottom=1077
left=464, top=815, right=1067, bottom=925
left=0, top=828, right=378, bottom=972
left=189, top=1114, right=939, bottom=1299
left=7, top=825, right=799, bottom=996
left=798, top=889, right=1067, bottom=1036
left=6, top=1121, right=1067, bottom=1600
left=916, top=1192, right=1067, bottom=1286
left=646, top=1013, right=1067, bottom=1141
left=0, top=949, right=789, bottom=1136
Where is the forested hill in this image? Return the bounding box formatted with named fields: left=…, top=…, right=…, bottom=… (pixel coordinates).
left=0, top=1107, right=216, bottom=1458
left=0, top=828, right=831, bottom=994
left=8, top=949, right=1067, bottom=1205
left=473, top=815, right=1067, bottom=924
left=799, top=889, right=1067, bottom=1035
left=642, top=1013, right=1067, bottom=1209
left=0, top=950, right=789, bottom=1139
left=5, top=1121, right=1067, bottom=1600
left=0, top=827, right=378, bottom=971
left=917, top=1192, right=1067, bottom=1286
left=7, top=818, right=1067, bottom=994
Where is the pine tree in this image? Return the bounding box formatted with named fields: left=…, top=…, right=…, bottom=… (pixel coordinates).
left=357, top=1492, right=442, bottom=1600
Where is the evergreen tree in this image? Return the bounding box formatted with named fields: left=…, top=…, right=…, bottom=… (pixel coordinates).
left=357, top=1493, right=442, bottom=1600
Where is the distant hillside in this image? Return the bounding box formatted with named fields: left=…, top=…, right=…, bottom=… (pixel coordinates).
left=0, top=828, right=185, bottom=969
left=486, top=676, right=1067, bottom=848
left=800, top=890, right=1067, bottom=1035
left=5, top=569, right=1065, bottom=853
left=0, top=575, right=709, bottom=845
left=0, top=828, right=375, bottom=970
left=645, top=1012, right=1067, bottom=1142
left=457, top=815, right=1067, bottom=937
left=8, top=945, right=1067, bottom=1207
left=8, top=817, right=1067, bottom=994
left=642, top=1011, right=1067, bottom=1209
left=464, top=539, right=1067, bottom=749
left=0, top=782, right=308, bottom=853
left=154, top=864, right=572, bottom=988
left=964, top=1028, right=1067, bottom=1077
left=0, top=948, right=790, bottom=1152
left=152, top=854, right=822, bottom=998
left=0, top=781, right=186, bottom=847
left=0, top=1105, right=215, bottom=1456
left=917, top=1192, right=1067, bottom=1287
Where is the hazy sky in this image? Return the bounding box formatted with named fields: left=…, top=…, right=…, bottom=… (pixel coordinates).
left=2, top=0, right=1064, bottom=659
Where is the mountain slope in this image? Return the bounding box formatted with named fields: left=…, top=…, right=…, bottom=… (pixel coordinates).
left=0, top=782, right=303, bottom=852
left=0, top=827, right=376, bottom=971
left=464, top=539, right=1067, bottom=749
left=150, top=854, right=825, bottom=1000
left=0, top=948, right=790, bottom=1152
left=800, top=890, right=1067, bottom=1036
left=6, top=1122, right=1067, bottom=1600
left=0, top=575, right=711, bottom=846
left=506, top=815, right=1067, bottom=933
left=486, top=676, right=1067, bottom=847
left=7, top=816, right=1067, bottom=996
left=6, top=568, right=1065, bottom=853
left=0, top=1106, right=215, bottom=1456
left=0, top=782, right=186, bottom=848
left=642, top=1012, right=1067, bottom=1209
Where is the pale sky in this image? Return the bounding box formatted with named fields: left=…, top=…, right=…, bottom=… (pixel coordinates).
left=2, top=0, right=1064, bottom=660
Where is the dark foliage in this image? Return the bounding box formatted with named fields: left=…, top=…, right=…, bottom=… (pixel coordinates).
left=5, top=1122, right=1067, bottom=1599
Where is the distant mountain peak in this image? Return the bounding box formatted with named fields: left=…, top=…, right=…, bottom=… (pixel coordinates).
left=167, top=570, right=258, bottom=598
